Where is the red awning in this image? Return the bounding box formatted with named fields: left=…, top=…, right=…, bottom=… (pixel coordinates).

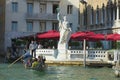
left=88, top=34, right=105, bottom=41
left=37, top=30, right=60, bottom=39
left=106, top=33, right=120, bottom=41
left=71, top=31, right=95, bottom=41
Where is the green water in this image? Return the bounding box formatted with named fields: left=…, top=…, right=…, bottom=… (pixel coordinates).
left=0, top=63, right=119, bottom=80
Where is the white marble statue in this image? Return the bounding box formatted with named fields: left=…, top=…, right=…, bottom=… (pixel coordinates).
left=57, top=12, right=72, bottom=45
left=57, top=8, right=72, bottom=60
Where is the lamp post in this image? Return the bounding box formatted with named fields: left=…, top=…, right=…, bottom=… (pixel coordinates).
left=80, top=0, right=87, bottom=67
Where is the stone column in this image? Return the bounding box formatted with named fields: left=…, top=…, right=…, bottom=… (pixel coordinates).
left=114, top=2, right=120, bottom=27
left=116, top=4, right=119, bottom=20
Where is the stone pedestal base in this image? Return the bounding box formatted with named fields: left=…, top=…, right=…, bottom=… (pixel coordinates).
left=57, top=49, right=67, bottom=60
left=58, top=43, right=68, bottom=50
left=57, top=43, right=68, bottom=60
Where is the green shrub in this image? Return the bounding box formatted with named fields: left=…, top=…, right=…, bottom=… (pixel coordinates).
left=69, top=41, right=80, bottom=46
left=116, top=41, right=120, bottom=49
left=96, top=41, right=102, bottom=48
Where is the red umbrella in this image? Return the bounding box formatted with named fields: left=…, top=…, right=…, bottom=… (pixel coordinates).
left=106, top=33, right=120, bottom=41
left=37, top=30, right=60, bottom=39
left=71, top=31, right=95, bottom=40
left=71, top=31, right=95, bottom=67
left=71, top=32, right=83, bottom=40
left=88, top=33, right=106, bottom=41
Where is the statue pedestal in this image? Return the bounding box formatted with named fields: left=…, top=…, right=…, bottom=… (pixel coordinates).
left=57, top=49, right=67, bottom=60
left=57, top=43, right=68, bottom=60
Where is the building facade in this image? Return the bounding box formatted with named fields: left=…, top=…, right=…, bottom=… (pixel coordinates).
left=79, top=0, right=120, bottom=34
left=5, top=0, right=80, bottom=52
left=0, top=0, right=5, bottom=54
left=4, top=0, right=120, bottom=53
left=59, top=0, right=80, bottom=32
left=79, top=0, right=120, bottom=49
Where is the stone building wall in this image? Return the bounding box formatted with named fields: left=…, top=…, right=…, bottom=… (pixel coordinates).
left=0, top=0, right=5, bottom=55
left=79, top=0, right=119, bottom=34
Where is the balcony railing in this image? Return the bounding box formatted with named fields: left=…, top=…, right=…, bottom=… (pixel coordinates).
left=26, top=13, right=57, bottom=21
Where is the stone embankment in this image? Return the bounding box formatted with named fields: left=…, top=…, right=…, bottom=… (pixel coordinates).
left=45, top=60, right=112, bottom=67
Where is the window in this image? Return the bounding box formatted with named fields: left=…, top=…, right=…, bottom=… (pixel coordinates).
left=40, top=22, right=46, bottom=32
left=96, top=6, right=99, bottom=24
left=27, top=22, right=33, bottom=32
left=27, top=3, right=33, bottom=14
left=0, top=6, right=2, bottom=15
left=67, top=5, right=73, bottom=14
left=111, top=5, right=114, bottom=21
left=0, top=21, right=2, bottom=27
left=106, top=6, right=110, bottom=22
left=90, top=7, right=94, bottom=25
left=83, top=8, right=87, bottom=26
left=52, top=22, right=58, bottom=30
left=113, top=5, right=116, bottom=20
left=53, top=4, right=58, bottom=14
left=101, top=4, right=105, bottom=23
left=11, top=21, right=18, bottom=31
left=12, top=2, right=18, bottom=12
left=114, top=6, right=117, bottom=20
left=40, top=3, right=46, bottom=13
left=69, top=23, right=72, bottom=30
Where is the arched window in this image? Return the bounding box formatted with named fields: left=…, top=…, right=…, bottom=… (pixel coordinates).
left=90, top=7, right=94, bottom=25
left=113, top=0, right=117, bottom=20
left=96, top=5, right=99, bottom=24
left=101, top=4, right=105, bottom=23
left=110, top=2, right=114, bottom=21
left=83, top=7, right=87, bottom=26
left=106, top=2, right=111, bottom=26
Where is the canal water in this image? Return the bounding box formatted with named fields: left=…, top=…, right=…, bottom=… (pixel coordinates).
left=0, top=63, right=119, bottom=80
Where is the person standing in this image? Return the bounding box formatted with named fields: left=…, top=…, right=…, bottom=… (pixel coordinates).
left=29, top=41, right=35, bottom=57
left=33, top=41, right=38, bottom=58
left=38, top=42, right=43, bottom=49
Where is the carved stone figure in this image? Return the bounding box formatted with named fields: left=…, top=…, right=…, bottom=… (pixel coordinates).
left=57, top=8, right=72, bottom=60
left=57, top=11, right=72, bottom=45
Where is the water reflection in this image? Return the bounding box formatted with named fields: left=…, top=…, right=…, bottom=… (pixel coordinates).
left=0, top=63, right=119, bottom=80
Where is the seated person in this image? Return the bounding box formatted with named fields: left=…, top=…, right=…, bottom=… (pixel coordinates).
left=31, top=58, right=39, bottom=69
left=37, top=55, right=46, bottom=69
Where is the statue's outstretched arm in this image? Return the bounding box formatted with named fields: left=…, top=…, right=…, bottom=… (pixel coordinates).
left=57, top=13, right=62, bottom=30
left=57, top=13, right=61, bottom=22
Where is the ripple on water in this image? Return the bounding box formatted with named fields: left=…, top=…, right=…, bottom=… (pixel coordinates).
left=0, top=63, right=120, bottom=80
